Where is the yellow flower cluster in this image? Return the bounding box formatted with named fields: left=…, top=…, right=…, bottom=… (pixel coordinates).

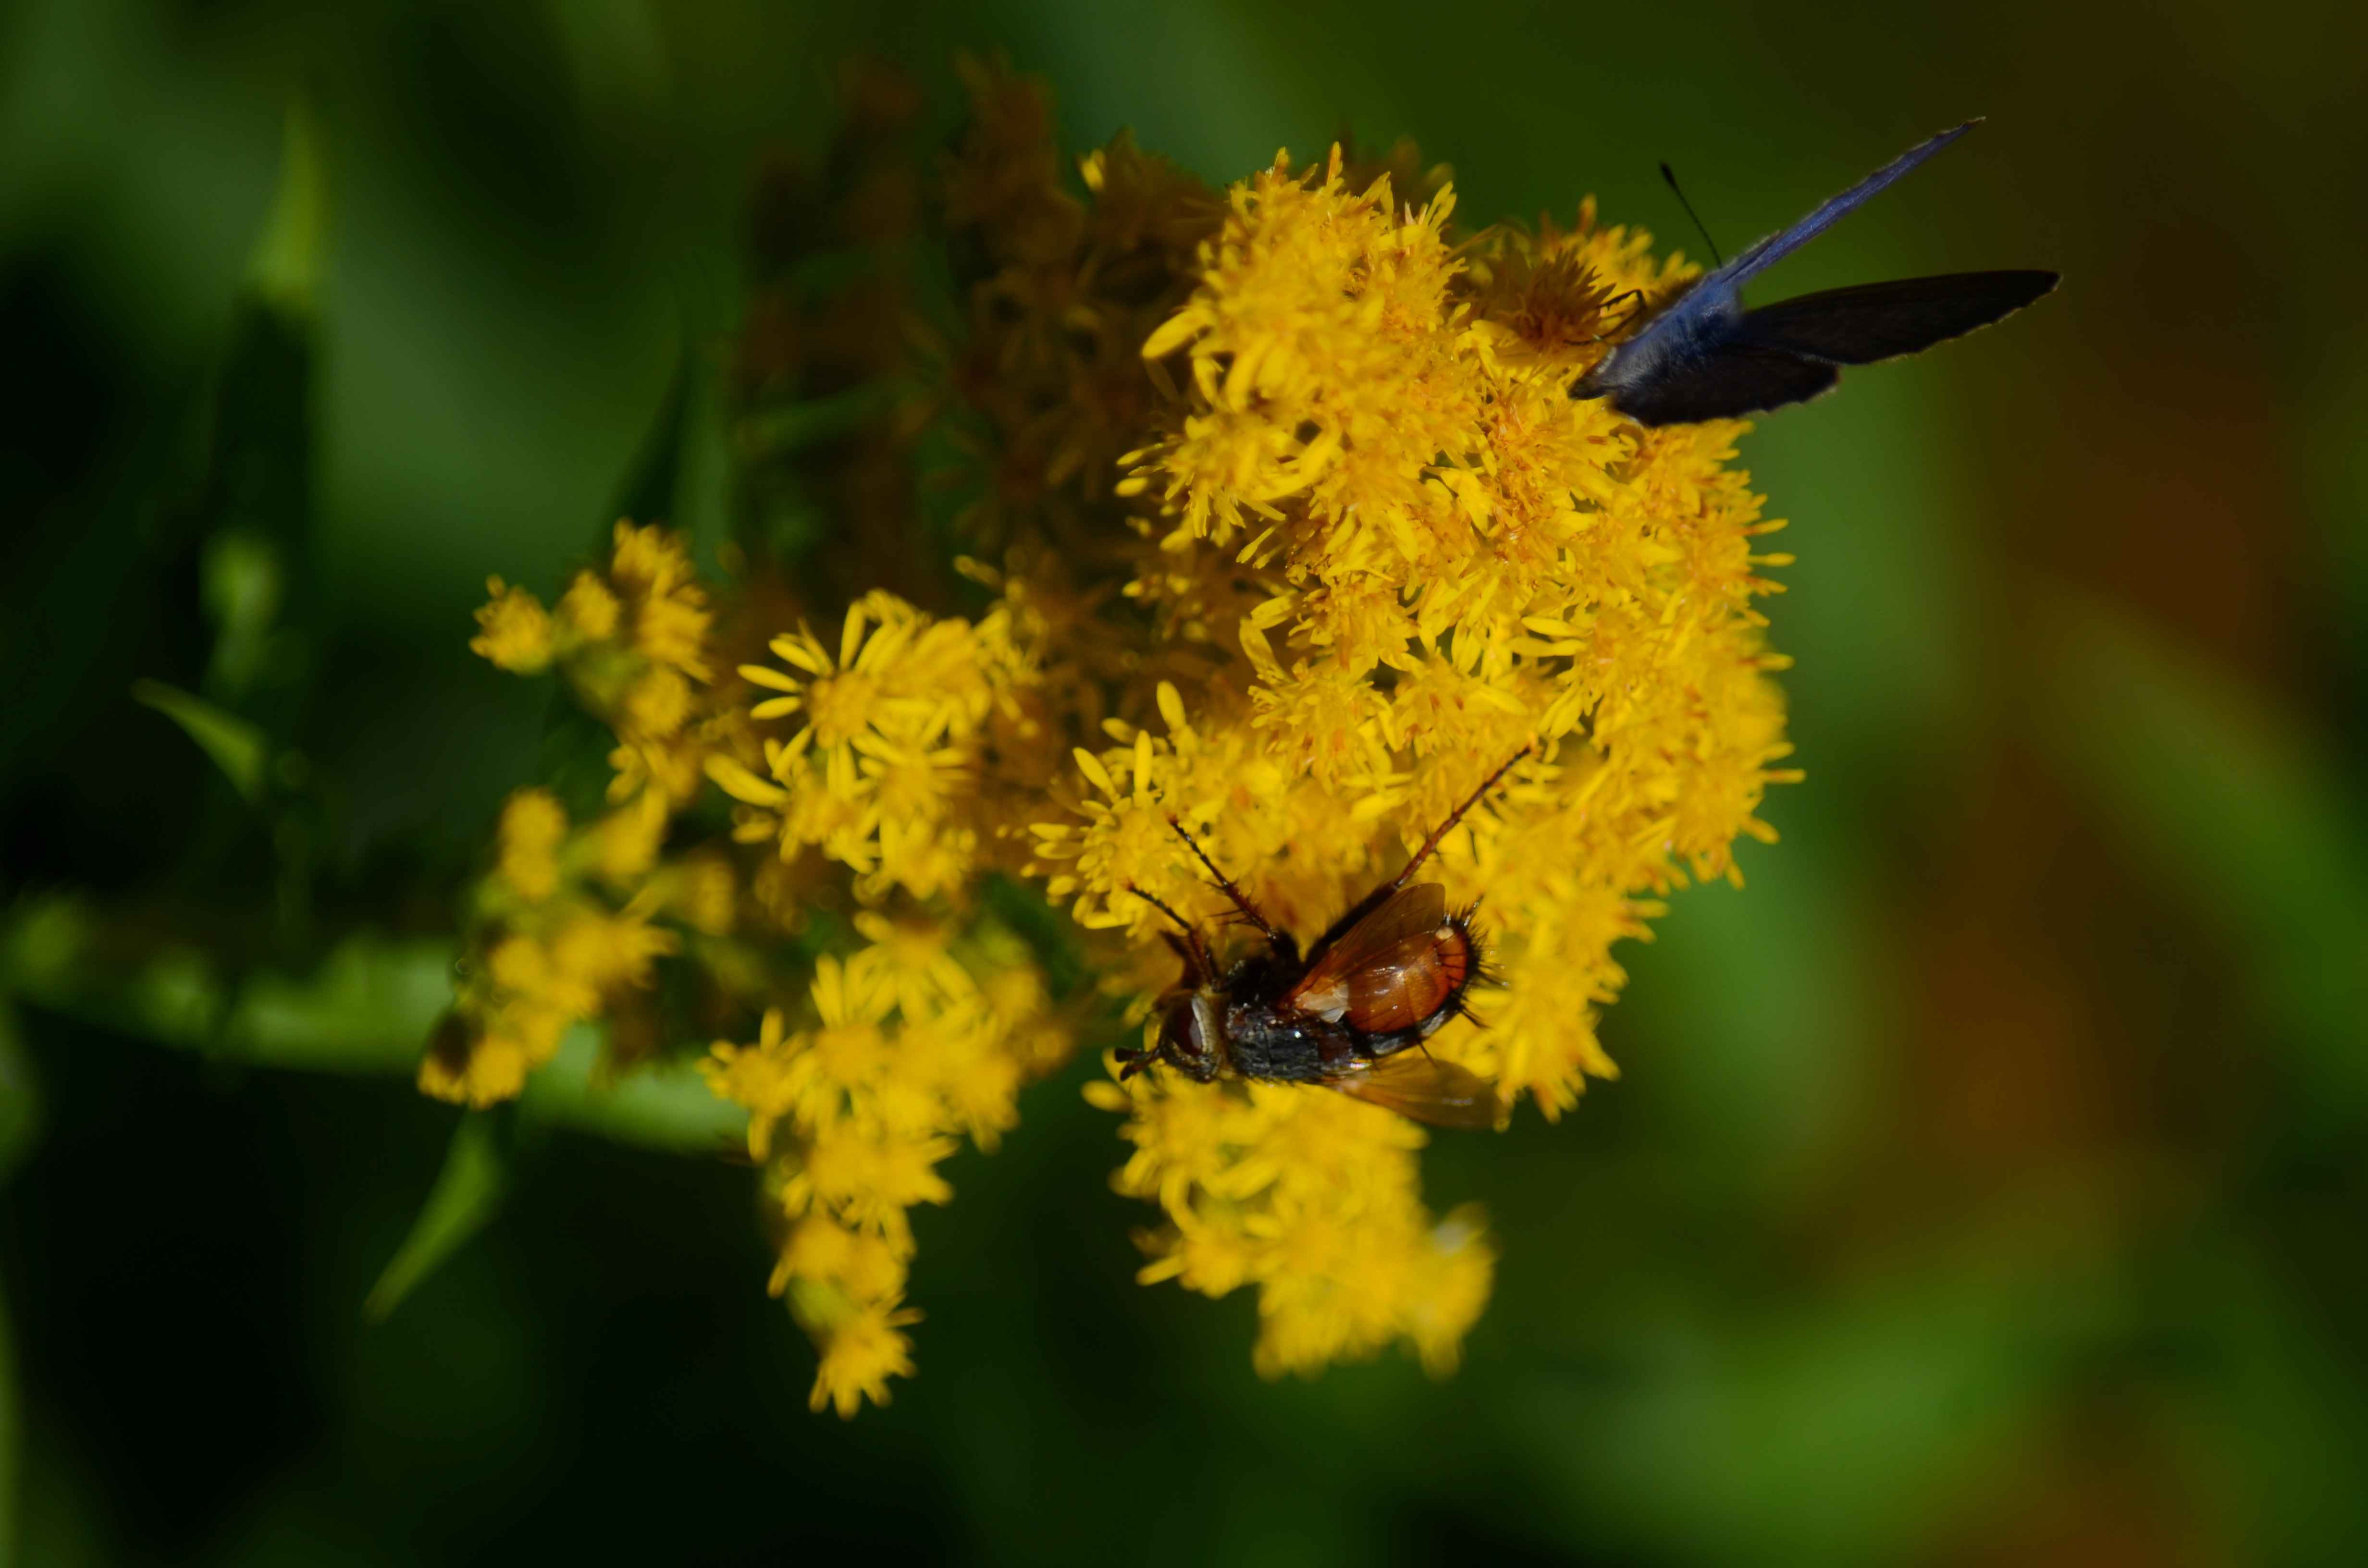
left=443, top=60, right=1801, bottom=1408
left=704, top=591, right=1044, bottom=902
left=1085, top=146, right=1798, bottom=1113
left=453, top=521, right=1077, bottom=1409
left=946, top=68, right=1794, bottom=1375
left=1085, top=1068, right=1495, bottom=1377
left=423, top=786, right=691, bottom=1105
left=703, top=920, right=1062, bottom=1414
left=469, top=520, right=726, bottom=806
left=430, top=523, right=743, bottom=1105
left=682, top=582, right=1082, bottom=1412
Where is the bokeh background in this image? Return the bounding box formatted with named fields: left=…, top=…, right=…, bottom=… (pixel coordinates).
left=5, top=0, right=2366, bottom=1562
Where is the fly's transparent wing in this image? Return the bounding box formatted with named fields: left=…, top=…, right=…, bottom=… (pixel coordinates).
left=1328, top=1052, right=1506, bottom=1131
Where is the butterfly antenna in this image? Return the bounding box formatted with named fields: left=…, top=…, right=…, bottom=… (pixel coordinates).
left=1659, top=161, right=1724, bottom=269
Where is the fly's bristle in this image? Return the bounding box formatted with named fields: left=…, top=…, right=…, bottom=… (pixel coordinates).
left=1448, top=903, right=1505, bottom=989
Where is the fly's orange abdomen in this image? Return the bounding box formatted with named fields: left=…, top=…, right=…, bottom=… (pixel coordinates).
left=1344, top=923, right=1472, bottom=1035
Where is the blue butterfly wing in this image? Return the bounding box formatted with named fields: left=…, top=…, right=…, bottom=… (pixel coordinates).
left=1603, top=343, right=1838, bottom=427
left=1737, top=270, right=2060, bottom=365
left=1708, top=121, right=1979, bottom=292
left=1577, top=124, right=2055, bottom=427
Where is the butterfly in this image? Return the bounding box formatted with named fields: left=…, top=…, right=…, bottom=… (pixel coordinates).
left=1571, top=120, right=2058, bottom=427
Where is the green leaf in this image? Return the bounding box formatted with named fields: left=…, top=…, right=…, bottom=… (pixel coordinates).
left=246, top=99, right=327, bottom=319
left=129, top=949, right=227, bottom=1048
left=365, top=1114, right=506, bottom=1323
left=519, top=1027, right=747, bottom=1154
left=131, top=680, right=269, bottom=803
left=201, top=530, right=285, bottom=697
left=2, top=898, right=226, bottom=1054
left=0, top=896, right=94, bottom=1008
left=0, top=905, right=448, bottom=1072
left=220, top=935, right=455, bottom=1075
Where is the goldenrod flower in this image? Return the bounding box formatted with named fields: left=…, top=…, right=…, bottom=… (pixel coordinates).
left=444, top=60, right=1801, bottom=1410
left=555, top=570, right=621, bottom=642
left=713, top=591, right=1040, bottom=902
left=948, top=67, right=1793, bottom=1381
left=494, top=789, right=567, bottom=903
left=607, top=519, right=715, bottom=682
left=703, top=928, right=1065, bottom=1412
left=469, top=579, right=555, bottom=673
left=581, top=789, right=669, bottom=888
left=429, top=523, right=750, bottom=1108
left=803, top=1294, right=921, bottom=1419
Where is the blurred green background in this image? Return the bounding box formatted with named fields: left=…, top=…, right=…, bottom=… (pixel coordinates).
left=5, top=0, right=2366, bottom=1562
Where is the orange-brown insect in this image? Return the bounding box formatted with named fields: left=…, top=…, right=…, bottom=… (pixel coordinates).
left=1117, top=748, right=1530, bottom=1129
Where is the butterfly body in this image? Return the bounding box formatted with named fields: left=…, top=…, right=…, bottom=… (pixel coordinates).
left=1574, top=122, right=2059, bottom=426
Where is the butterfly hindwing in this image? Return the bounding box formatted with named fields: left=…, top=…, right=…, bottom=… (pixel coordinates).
left=1736, top=270, right=2060, bottom=365
left=1607, top=342, right=1839, bottom=427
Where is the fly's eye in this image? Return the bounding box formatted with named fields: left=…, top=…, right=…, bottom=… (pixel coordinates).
left=1183, top=996, right=1223, bottom=1081
left=1155, top=997, right=1222, bottom=1082
left=1159, top=1002, right=1204, bottom=1065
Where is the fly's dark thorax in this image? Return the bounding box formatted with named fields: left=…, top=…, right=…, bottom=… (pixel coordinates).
left=1217, top=1002, right=1341, bottom=1083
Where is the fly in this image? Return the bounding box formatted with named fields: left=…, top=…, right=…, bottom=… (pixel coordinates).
left=1118, top=748, right=1532, bottom=1129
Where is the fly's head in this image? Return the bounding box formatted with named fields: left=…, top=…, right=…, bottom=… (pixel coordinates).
left=1121, top=990, right=1224, bottom=1083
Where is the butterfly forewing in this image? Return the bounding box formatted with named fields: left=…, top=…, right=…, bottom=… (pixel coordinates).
left=1609, top=343, right=1839, bottom=427
left=1737, top=270, right=2059, bottom=365
left=1713, top=122, right=1979, bottom=291
left=1329, top=1052, right=1506, bottom=1131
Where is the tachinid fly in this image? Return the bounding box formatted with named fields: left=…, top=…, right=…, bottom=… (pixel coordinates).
left=1571, top=120, right=2058, bottom=426
left=1118, top=749, right=1531, bottom=1130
